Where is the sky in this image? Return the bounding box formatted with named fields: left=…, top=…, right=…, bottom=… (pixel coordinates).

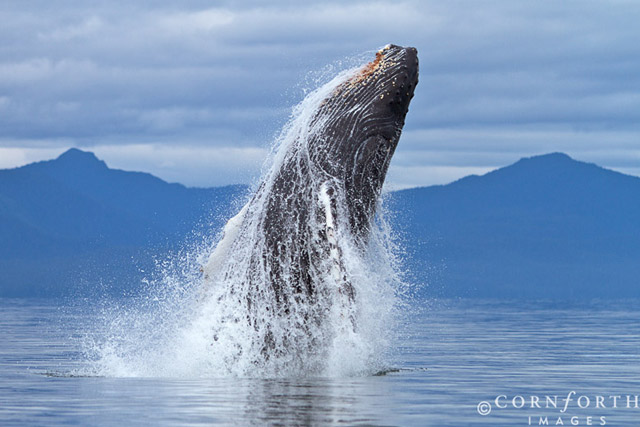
left=1, top=0, right=639, bottom=189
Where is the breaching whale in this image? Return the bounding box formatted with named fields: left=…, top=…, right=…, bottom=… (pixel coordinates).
left=200, top=44, right=418, bottom=373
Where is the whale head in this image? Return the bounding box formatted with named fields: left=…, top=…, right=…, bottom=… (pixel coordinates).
left=309, top=44, right=419, bottom=235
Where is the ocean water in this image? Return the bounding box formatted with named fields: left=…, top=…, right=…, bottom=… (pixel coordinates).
left=1, top=298, right=640, bottom=426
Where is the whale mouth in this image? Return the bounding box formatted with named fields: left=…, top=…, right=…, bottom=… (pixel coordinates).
left=304, top=44, right=418, bottom=236
left=341, top=45, right=418, bottom=235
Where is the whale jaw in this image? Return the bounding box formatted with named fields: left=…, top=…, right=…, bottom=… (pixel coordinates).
left=308, top=44, right=419, bottom=237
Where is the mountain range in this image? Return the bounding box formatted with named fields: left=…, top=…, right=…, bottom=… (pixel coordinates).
left=0, top=149, right=243, bottom=296
left=391, top=152, right=640, bottom=299
left=1, top=149, right=638, bottom=299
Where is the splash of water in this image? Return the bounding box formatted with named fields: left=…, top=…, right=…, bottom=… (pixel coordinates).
left=86, top=62, right=405, bottom=378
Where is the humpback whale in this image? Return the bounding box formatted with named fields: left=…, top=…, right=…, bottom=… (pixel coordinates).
left=201, top=44, right=418, bottom=374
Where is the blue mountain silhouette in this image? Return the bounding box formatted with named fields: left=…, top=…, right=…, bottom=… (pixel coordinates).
left=0, top=149, right=244, bottom=296
left=391, top=152, right=640, bottom=299
left=1, top=149, right=638, bottom=298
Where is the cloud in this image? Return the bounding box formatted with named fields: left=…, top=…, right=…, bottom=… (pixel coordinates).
left=0, top=146, right=70, bottom=169
left=0, top=0, right=639, bottom=187
left=157, top=8, right=234, bottom=35
left=92, top=144, right=268, bottom=187
left=385, top=165, right=496, bottom=191
left=389, top=127, right=640, bottom=188
left=39, top=16, right=104, bottom=41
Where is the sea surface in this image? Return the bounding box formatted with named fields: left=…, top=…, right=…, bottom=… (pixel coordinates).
left=1, top=298, right=640, bottom=426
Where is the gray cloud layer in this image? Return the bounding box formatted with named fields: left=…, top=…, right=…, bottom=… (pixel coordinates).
left=1, top=1, right=639, bottom=187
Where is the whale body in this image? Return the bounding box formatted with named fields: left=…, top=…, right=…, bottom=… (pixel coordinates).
left=201, top=45, right=418, bottom=373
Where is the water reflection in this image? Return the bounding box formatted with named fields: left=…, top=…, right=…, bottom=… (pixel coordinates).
left=60, top=375, right=401, bottom=425
left=245, top=379, right=361, bottom=425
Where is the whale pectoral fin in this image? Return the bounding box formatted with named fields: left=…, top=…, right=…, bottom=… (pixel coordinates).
left=201, top=202, right=249, bottom=284
left=318, top=184, right=355, bottom=305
